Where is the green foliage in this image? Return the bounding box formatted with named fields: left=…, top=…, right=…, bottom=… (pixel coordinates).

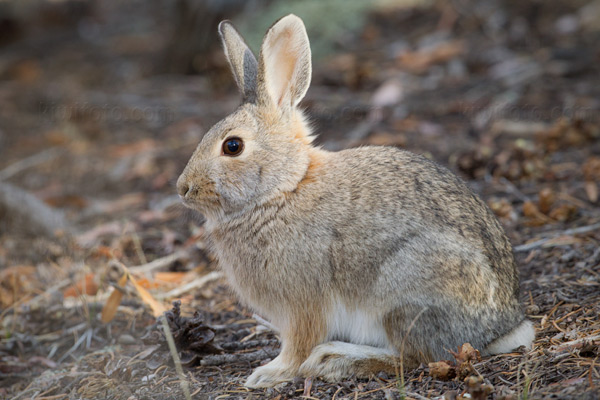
left=234, top=0, right=378, bottom=59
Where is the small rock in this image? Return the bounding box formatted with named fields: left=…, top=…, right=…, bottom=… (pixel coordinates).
left=118, top=334, right=137, bottom=345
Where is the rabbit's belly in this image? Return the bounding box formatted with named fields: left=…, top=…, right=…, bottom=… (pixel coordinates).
left=327, top=302, right=391, bottom=349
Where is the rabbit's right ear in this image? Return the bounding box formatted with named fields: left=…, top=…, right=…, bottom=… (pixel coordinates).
left=218, top=21, right=258, bottom=102
left=257, top=14, right=311, bottom=110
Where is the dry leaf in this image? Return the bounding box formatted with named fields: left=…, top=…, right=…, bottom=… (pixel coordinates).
left=155, top=271, right=188, bottom=284
left=488, top=198, right=514, bottom=219
left=464, top=375, right=494, bottom=400
left=135, top=277, right=160, bottom=290
left=583, top=157, right=600, bottom=180
left=109, top=138, right=158, bottom=157
left=63, top=273, right=98, bottom=298
left=538, top=188, right=556, bottom=214
left=44, top=194, right=88, bottom=209
left=101, top=273, right=128, bottom=323
left=522, top=200, right=552, bottom=226
left=90, top=246, right=116, bottom=259
left=398, top=40, right=465, bottom=73
left=428, top=360, right=456, bottom=380
left=585, top=181, right=598, bottom=203
left=522, top=201, right=541, bottom=218
left=450, top=343, right=481, bottom=364
left=548, top=204, right=577, bottom=221
left=0, top=266, right=38, bottom=308
left=9, top=59, right=41, bottom=83
left=126, top=269, right=167, bottom=317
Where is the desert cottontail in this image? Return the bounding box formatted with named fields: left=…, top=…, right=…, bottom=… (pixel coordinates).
left=177, top=14, right=535, bottom=388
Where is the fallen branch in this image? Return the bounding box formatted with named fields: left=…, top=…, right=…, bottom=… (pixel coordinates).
left=200, top=348, right=279, bottom=367
left=514, top=222, right=600, bottom=252
left=0, top=147, right=64, bottom=181
left=157, top=271, right=223, bottom=299
left=548, top=335, right=600, bottom=354
left=129, top=249, right=190, bottom=274
left=220, top=339, right=279, bottom=351
left=0, top=181, right=69, bottom=236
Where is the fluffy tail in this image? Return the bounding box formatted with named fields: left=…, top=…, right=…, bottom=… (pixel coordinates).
left=485, top=320, right=535, bottom=355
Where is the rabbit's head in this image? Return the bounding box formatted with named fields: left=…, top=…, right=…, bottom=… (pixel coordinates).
left=177, top=15, right=314, bottom=218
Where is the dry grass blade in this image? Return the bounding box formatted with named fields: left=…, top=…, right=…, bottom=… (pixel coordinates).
left=514, top=222, right=600, bottom=252
left=160, top=316, right=192, bottom=400
left=125, top=266, right=167, bottom=317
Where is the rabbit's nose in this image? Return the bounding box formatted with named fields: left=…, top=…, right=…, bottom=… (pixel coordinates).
left=176, top=177, right=191, bottom=198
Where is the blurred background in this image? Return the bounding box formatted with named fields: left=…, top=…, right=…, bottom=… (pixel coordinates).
left=1, top=0, right=600, bottom=398
left=1, top=0, right=599, bottom=247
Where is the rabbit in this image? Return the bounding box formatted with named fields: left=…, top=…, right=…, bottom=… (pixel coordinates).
left=176, top=14, right=535, bottom=388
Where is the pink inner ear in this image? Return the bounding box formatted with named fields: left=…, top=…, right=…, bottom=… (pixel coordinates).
left=266, top=27, right=298, bottom=107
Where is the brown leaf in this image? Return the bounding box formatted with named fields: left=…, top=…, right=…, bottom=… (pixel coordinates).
left=548, top=204, right=577, bottom=222
left=8, top=59, right=41, bottom=83
left=155, top=272, right=188, bottom=284
left=538, top=188, right=556, bottom=214
left=44, top=194, right=88, bottom=209
left=109, top=138, right=158, bottom=157
left=450, top=343, right=482, bottom=364
left=488, top=198, right=514, bottom=220
left=522, top=201, right=552, bottom=226
left=522, top=201, right=540, bottom=218
left=125, top=268, right=166, bottom=317
left=101, top=273, right=128, bottom=323
left=583, top=157, right=600, bottom=181
left=0, top=266, right=38, bottom=308
left=398, top=40, right=465, bottom=73
left=464, top=375, right=494, bottom=400
left=585, top=181, right=598, bottom=203
left=63, top=273, right=98, bottom=298
left=428, top=360, right=456, bottom=380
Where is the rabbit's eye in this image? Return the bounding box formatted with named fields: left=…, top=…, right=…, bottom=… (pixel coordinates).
left=222, top=137, right=244, bottom=156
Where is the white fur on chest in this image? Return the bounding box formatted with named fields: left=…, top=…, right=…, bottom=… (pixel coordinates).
left=327, top=302, right=391, bottom=349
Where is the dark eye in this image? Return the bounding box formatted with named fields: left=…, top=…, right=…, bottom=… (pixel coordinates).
left=222, top=137, right=244, bottom=156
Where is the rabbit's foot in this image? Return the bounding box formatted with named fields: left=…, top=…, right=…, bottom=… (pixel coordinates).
left=299, top=341, right=397, bottom=382
left=245, top=354, right=296, bottom=388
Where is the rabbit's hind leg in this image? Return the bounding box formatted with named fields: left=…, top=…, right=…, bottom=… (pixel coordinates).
left=298, top=341, right=400, bottom=382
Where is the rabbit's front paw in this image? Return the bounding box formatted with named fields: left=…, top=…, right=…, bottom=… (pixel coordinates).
left=245, top=355, right=295, bottom=388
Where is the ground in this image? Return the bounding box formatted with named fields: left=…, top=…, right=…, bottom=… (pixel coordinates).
left=0, top=1, right=599, bottom=399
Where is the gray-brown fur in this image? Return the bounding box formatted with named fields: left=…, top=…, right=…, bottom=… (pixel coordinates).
left=177, top=14, right=534, bottom=388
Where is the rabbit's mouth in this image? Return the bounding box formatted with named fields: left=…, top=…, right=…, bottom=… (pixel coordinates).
left=180, top=195, right=221, bottom=212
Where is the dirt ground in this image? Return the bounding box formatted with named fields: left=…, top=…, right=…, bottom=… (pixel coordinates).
left=1, top=1, right=599, bottom=399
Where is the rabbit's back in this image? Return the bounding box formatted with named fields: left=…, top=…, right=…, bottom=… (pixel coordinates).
left=210, top=146, right=524, bottom=360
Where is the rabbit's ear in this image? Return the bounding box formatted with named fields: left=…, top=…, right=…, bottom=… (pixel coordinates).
left=258, top=14, right=311, bottom=109
left=218, top=21, right=258, bottom=102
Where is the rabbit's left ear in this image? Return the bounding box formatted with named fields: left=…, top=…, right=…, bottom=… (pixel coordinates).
left=219, top=21, right=258, bottom=102
left=258, top=14, right=312, bottom=109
